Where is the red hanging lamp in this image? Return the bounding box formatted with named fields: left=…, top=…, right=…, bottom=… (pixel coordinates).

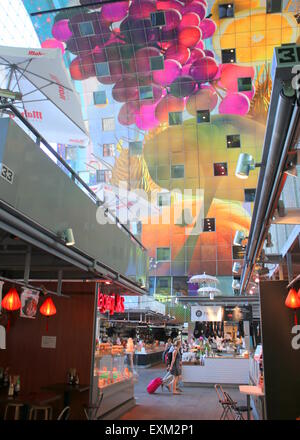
left=1, top=287, right=21, bottom=332
left=285, top=288, right=300, bottom=325
left=39, top=297, right=56, bottom=332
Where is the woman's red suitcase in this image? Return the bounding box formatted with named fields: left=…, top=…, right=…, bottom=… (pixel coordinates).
left=147, top=377, right=163, bottom=394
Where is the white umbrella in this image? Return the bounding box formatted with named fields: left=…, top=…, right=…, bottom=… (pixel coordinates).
left=0, top=45, right=89, bottom=146
left=197, top=287, right=221, bottom=294
left=188, top=273, right=219, bottom=284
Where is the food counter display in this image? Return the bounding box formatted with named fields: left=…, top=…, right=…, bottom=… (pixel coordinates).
left=182, top=350, right=250, bottom=386
left=134, top=343, right=165, bottom=368
left=91, top=343, right=135, bottom=419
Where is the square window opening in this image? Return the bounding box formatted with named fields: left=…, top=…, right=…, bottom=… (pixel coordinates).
left=221, top=48, right=236, bottom=64
left=227, top=134, right=241, bottom=148
left=150, top=11, right=166, bottom=27
left=102, top=117, right=115, bottom=131
left=156, top=247, right=171, bottom=261
left=139, top=85, right=153, bottom=100
left=203, top=218, right=216, bottom=232
left=93, top=90, right=107, bottom=105
left=150, top=56, right=164, bottom=71
left=78, top=21, right=95, bottom=37
left=244, top=188, right=256, bottom=202
left=197, top=110, right=210, bottom=123
left=218, top=3, right=234, bottom=19
left=171, top=164, right=184, bottom=179
left=103, top=143, right=115, bottom=157
left=169, top=111, right=183, bottom=126
left=214, top=162, right=228, bottom=176
left=238, top=77, right=252, bottom=92
left=95, top=62, right=110, bottom=77
left=129, top=141, right=143, bottom=156
left=266, top=0, right=282, bottom=13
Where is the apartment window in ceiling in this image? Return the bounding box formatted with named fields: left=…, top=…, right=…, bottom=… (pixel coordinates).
left=95, top=62, right=110, bottom=77
left=221, top=48, right=236, bottom=64
left=96, top=170, right=112, bottom=183
left=102, top=117, right=115, bottom=131
left=150, top=56, right=164, bottom=71
left=171, top=164, right=184, bottom=179
left=218, top=3, right=234, bottom=18
left=169, top=111, right=183, bottom=126
left=244, top=188, right=256, bottom=202
left=266, top=0, right=282, bottom=13
left=93, top=90, right=107, bottom=105
left=119, top=45, right=135, bottom=59
left=157, top=277, right=170, bottom=289
left=227, top=134, right=241, bottom=148
left=203, top=218, right=216, bottom=232
left=150, top=11, right=166, bottom=27
left=157, top=247, right=171, bottom=261
left=139, top=85, right=153, bottom=100
left=158, top=192, right=171, bottom=207
left=103, top=143, right=115, bottom=157
left=129, top=141, right=143, bottom=156
left=197, top=109, right=210, bottom=123
left=78, top=21, right=95, bottom=37
left=214, top=162, right=228, bottom=176
left=238, top=77, right=252, bottom=92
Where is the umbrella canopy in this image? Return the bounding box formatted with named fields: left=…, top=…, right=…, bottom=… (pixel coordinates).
left=188, top=273, right=219, bottom=284
left=197, top=287, right=221, bottom=294
left=0, top=45, right=89, bottom=146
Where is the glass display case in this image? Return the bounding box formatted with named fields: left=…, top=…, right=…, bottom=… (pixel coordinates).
left=94, top=353, right=133, bottom=390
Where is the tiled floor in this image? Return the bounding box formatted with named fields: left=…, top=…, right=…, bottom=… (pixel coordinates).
left=119, top=364, right=248, bottom=420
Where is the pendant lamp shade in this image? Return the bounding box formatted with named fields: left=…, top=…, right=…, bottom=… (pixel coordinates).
left=285, top=288, right=300, bottom=325
left=1, top=288, right=21, bottom=311
left=285, top=288, right=300, bottom=309
left=40, top=297, right=56, bottom=316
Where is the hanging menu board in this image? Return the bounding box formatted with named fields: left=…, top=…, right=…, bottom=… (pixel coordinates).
left=223, top=305, right=252, bottom=322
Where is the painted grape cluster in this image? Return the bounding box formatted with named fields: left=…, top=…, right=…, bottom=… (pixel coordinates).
left=48, top=0, right=256, bottom=130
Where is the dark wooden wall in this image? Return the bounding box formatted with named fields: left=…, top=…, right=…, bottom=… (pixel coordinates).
left=0, top=282, right=96, bottom=396
left=260, top=280, right=300, bottom=420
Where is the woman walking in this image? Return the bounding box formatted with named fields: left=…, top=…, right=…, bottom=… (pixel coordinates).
left=169, top=339, right=182, bottom=395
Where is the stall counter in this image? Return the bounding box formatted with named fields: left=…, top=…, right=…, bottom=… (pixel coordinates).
left=182, top=356, right=250, bottom=385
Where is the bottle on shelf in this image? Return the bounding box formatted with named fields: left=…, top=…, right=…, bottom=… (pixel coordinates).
left=8, top=377, right=14, bottom=397
left=15, top=377, right=20, bottom=395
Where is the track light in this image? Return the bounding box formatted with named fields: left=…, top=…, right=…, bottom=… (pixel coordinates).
left=59, top=228, right=75, bottom=246
left=233, top=230, right=247, bottom=246
left=232, top=262, right=241, bottom=273
left=235, top=153, right=261, bottom=179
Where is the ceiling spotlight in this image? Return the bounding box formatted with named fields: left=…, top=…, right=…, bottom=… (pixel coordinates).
left=59, top=228, right=75, bottom=246
left=232, top=262, right=241, bottom=273
left=255, top=276, right=259, bottom=283
left=249, top=290, right=254, bottom=295
left=235, top=153, right=261, bottom=179
left=233, top=230, right=246, bottom=246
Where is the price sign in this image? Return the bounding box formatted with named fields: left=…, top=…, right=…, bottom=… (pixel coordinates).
left=0, top=163, right=14, bottom=184
left=275, top=45, right=300, bottom=67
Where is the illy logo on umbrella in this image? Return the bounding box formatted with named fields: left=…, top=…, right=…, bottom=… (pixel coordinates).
left=28, top=50, right=43, bottom=56
left=10, top=110, right=42, bottom=120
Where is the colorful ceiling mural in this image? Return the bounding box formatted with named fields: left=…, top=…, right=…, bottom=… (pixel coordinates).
left=22, top=0, right=300, bottom=298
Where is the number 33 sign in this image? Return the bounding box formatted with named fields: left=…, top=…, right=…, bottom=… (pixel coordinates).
left=0, top=163, right=14, bottom=184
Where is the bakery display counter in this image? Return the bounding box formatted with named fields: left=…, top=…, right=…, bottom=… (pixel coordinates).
left=92, top=352, right=135, bottom=419
left=134, top=347, right=165, bottom=368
